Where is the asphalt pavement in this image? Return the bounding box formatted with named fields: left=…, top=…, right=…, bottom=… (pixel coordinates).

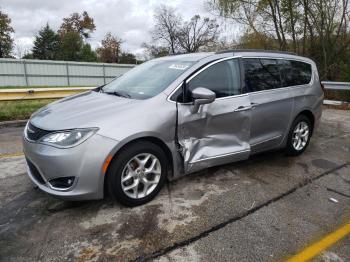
left=0, top=108, right=349, bottom=262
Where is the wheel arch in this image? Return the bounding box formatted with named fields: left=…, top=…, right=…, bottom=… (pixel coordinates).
left=103, top=136, right=174, bottom=197
left=295, top=109, right=315, bottom=135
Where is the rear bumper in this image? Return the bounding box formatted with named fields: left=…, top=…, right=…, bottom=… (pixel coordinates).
left=23, top=133, right=118, bottom=200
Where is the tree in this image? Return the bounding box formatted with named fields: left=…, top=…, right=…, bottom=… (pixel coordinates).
left=0, top=9, right=14, bottom=58
left=22, top=53, right=34, bottom=59
left=148, top=6, right=220, bottom=54
left=80, top=43, right=98, bottom=62
left=56, top=11, right=98, bottom=62
left=238, top=31, right=278, bottom=50
left=209, top=0, right=350, bottom=80
left=178, top=15, right=220, bottom=52
left=58, top=11, right=96, bottom=39
left=152, top=5, right=182, bottom=54
left=32, top=24, right=60, bottom=60
left=57, top=31, right=83, bottom=61
left=142, top=43, right=169, bottom=59
left=97, top=32, right=123, bottom=63
left=119, top=52, right=137, bottom=64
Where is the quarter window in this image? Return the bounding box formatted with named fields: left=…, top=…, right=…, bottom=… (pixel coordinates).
left=279, top=60, right=312, bottom=87
left=187, top=59, right=241, bottom=99
left=243, top=58, right=281, bottom=93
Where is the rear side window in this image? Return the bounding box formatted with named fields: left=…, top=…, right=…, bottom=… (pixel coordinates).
left=243, top=58, right=281, bottom=93
left=279, top=60, right=312, bottom=87
left=187, top=58, right=241, bottom=99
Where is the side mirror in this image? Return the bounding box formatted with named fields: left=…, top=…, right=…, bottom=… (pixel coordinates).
left=191, top=87, right=216, bottom=113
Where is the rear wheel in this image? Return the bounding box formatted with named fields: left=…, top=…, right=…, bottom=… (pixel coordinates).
left=286, top=115, right=312, bottom=156
left=106, top=141, right=167, bottom=207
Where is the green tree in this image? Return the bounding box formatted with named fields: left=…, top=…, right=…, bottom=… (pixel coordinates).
left=57, top=31, right=83, bottom=61
left=22, top=53, right=34, bottom=59
left=119, top=52, right=136, bottom=64
left=56, top=11, right=98, bottom=62
left=80, top=43, right=97, bottom=62
left=32, top=24, right=60, bottom=60
left=0, top=9, right=14, bottom=58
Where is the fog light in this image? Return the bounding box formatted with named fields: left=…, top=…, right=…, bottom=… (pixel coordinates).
left=49, top=176, right=75, bottom=189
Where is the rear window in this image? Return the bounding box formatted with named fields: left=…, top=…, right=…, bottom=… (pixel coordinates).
left=243, top=58, right=312, bottom=93
left=243, top=58, right=281, bottom=92
left=279, top=60, right=312, bottom=87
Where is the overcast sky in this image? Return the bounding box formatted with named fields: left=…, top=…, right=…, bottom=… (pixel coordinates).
left=1, top=0, right=236, bottom=58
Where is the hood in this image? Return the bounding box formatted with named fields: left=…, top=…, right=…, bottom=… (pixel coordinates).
left=30, top=91, right=139, bottom=131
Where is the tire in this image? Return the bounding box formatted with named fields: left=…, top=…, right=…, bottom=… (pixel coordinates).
left=286, top=114, right=312, bottom=156
left=106, top=141, right=167, bottom=207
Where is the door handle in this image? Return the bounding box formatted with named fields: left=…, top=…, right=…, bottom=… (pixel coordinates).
left=234, top=105, right=252, bottom=112
left=250, top=102, right=259, bottom=109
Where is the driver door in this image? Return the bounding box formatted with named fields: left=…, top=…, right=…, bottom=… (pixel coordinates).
left=177, top=58, right=252, bottom=174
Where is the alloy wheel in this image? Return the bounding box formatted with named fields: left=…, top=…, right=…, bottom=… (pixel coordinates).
left=121, top=153, right=161, bottom=199
left=292, top=121, right=310, bottom=151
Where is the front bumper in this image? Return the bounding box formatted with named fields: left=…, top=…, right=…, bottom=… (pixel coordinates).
left=23, top=133, right=118, bottom=200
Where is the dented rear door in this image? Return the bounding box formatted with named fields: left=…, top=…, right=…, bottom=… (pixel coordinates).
left=177, top=57, right=251, bottom=174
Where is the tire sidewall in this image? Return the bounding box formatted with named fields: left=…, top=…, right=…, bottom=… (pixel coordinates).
left=107, top=142, right=167, bottom=207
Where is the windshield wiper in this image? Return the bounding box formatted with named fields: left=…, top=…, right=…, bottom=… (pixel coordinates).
left=103, top=90, right=131, bottom=98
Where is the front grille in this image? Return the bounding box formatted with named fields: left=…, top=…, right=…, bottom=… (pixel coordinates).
left=26, top=158, right=46, bottom=184
left=26, top=122, right=51, bottom=141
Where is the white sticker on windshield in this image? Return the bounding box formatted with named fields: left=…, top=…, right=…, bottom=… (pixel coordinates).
left=169, top=64, right=189, bottom=70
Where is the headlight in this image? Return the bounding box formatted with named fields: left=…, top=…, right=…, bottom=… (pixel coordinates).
left=39, top=128, right=98, bottom=148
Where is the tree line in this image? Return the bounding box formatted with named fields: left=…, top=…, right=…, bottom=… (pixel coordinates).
left=0, top=6, right=221, bottom=64
left=1, top=2, right=350, bottom=80
left=208, top=0, right=350, bottom=81
left=0, top=10, right=137, bottom=64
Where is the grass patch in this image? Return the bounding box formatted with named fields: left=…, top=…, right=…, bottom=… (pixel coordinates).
left=0, top=99, right=56, bottom=122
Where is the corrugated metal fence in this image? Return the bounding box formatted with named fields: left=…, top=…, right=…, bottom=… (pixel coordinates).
left=0, top=58, right=135, bottom=87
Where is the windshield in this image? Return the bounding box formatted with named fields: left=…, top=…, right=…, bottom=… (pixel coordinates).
left=102, top=60, right=195, bottom=99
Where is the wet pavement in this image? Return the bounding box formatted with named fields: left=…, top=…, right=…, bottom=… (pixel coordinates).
left=0, top=109, right=349, bottom=262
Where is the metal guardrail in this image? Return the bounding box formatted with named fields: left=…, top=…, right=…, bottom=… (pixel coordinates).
left=0, top=82, right=349, bottom=103
left=322, top=81, right=350, bottom=106
left=0, top=87, right=94, bottom=101
left=322, top=81, right=350, bottom=90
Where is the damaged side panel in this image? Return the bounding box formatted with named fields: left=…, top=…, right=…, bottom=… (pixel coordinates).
left=177, top=95, right=252, bottom=174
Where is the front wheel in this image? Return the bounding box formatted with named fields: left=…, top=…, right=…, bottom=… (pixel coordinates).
left=286, top=115, right=312, bottom=156
left=106, top=141, right=167, bottom=207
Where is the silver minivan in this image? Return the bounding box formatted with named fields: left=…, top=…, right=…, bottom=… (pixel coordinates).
left=23, top=50, right=323, bottom=206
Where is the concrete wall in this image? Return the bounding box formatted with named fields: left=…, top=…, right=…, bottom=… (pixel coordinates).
left=0, top=58, right=135, bottom=87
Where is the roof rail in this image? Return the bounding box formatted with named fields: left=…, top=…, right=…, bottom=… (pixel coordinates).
left=215, top=49, right=297, bottom=56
